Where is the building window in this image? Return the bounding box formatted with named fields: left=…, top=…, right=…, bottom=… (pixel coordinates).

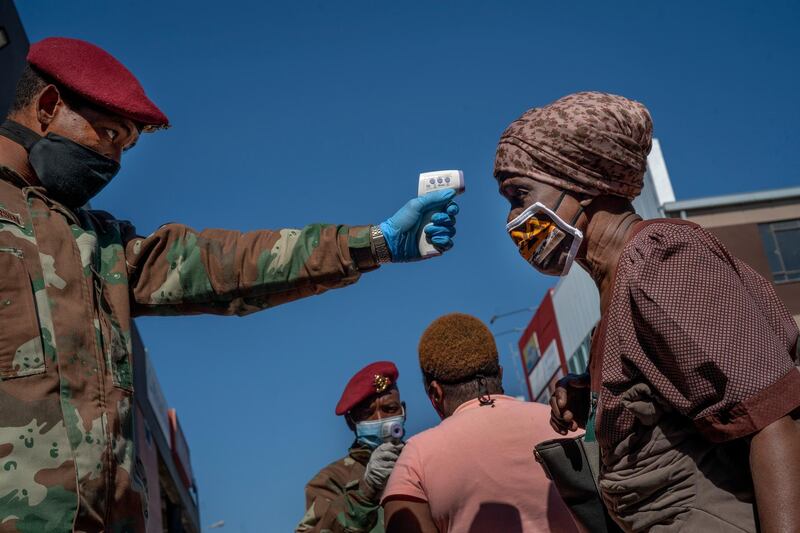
left=536, top=387, right=551, bottom=405
left=759, top=219, right=800, bottom=283
left=567, top=333, right=591, bottom=374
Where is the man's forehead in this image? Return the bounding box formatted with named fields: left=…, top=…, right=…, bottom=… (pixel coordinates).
left=96, top=107, right=141, bottom=135
left=379, top=387, right=400, bottom=400
left=71, top=100, right=141, bottom=137
left=354, top=386, right=401, bottom=409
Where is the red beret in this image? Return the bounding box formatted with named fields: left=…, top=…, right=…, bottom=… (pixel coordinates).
left=335, top=361, right=399, bottom=416
left=27, top=37, right=169, bottom=130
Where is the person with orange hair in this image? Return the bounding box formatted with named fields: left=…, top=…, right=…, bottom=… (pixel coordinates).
left=381, top=313, right=577, bottom=533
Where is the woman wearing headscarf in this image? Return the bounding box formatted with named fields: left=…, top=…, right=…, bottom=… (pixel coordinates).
left=494, top=92, right=800, bottom=532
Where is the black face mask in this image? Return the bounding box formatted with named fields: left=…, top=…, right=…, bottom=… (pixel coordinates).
left=0, top=120, right=120, bottom=208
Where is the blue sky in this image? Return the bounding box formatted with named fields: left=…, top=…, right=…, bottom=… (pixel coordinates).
left=17, top=1, right=800, bottom=530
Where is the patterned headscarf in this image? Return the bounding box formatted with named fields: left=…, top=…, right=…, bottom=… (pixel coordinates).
left=493, top=92, right=653, bottom=200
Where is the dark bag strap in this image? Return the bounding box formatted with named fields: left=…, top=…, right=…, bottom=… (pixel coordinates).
left=0, top=120, right=41, bottom=151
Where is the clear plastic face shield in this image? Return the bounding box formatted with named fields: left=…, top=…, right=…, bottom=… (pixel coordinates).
left=505, top=192, right=584, bottom=276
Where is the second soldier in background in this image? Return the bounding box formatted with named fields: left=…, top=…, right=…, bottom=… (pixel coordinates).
left=297, top=362, right=406, bottom=533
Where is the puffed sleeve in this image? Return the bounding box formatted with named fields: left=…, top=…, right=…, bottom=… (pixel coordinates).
left=629, top=226, right=800, bottom=442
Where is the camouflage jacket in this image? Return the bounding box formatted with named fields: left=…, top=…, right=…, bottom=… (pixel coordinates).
left=296, top=444, right=384, bottom=533
left=0, top=166, right=378, bottom=532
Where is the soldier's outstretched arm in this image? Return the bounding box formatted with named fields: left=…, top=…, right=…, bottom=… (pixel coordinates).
left=121, top=190, right=458, bottom=316
left=124, top=221, right=377, bottom=316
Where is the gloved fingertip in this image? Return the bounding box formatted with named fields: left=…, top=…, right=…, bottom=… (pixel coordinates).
left=425, top=224, right=447, bottom=235
left=446, top=202, right=460, bottom=215
left=430, top=212, right=453, bottom=225
left=431, top=237, right=453, bottom=250
left=425, top=225, right=457, bottom=237
left=440, top=188, right=457, bottom=200
left=421, top=188, right=456, bottom=206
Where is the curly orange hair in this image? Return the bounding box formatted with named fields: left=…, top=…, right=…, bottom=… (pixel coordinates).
left=418, top=313, right=499, bottom=383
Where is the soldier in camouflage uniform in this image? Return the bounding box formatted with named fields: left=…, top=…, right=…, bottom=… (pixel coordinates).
left=297, top=361, right=405, bottom=533
left=0, top=38, right=458, bottom=532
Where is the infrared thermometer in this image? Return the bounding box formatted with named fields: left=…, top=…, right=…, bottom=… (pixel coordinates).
left=417, top=170, right=465, bottom=258
left=381, top=420, right=405, bottom=443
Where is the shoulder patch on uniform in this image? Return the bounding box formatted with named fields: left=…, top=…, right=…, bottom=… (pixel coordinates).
left=0, top=207, right=22, bottom=227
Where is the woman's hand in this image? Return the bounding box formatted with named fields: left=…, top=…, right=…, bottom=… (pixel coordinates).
left=549, top=373, right=591, bottom=434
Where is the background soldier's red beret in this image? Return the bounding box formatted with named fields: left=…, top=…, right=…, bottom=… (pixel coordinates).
left=335, top=361, right=399, bottom=416
left=27, top=37, right=169, bottom=130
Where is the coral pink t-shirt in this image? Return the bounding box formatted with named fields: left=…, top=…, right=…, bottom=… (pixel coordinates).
left=382, top=395, right=578, bottom=532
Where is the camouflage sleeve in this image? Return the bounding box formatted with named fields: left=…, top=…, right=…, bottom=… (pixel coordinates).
left=296, top=469, right=381, bottom=533
left=120, top=221, right=379, bottom=316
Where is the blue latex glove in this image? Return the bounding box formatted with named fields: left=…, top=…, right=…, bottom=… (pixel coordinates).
left=379, top=189, right=459, bottom=262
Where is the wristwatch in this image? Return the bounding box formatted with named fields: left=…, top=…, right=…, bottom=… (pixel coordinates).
left=370, top=225, right=392, bottom=264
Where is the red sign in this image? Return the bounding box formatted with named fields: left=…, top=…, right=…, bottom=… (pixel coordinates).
left=168, top=409, right=194, bottom=489
left=518, top=289, right=569, bottom=402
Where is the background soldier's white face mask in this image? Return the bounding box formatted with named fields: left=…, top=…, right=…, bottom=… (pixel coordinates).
left=506, top=200, right=583, bottom=277
left=354, top=409, right=406, bottom=449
